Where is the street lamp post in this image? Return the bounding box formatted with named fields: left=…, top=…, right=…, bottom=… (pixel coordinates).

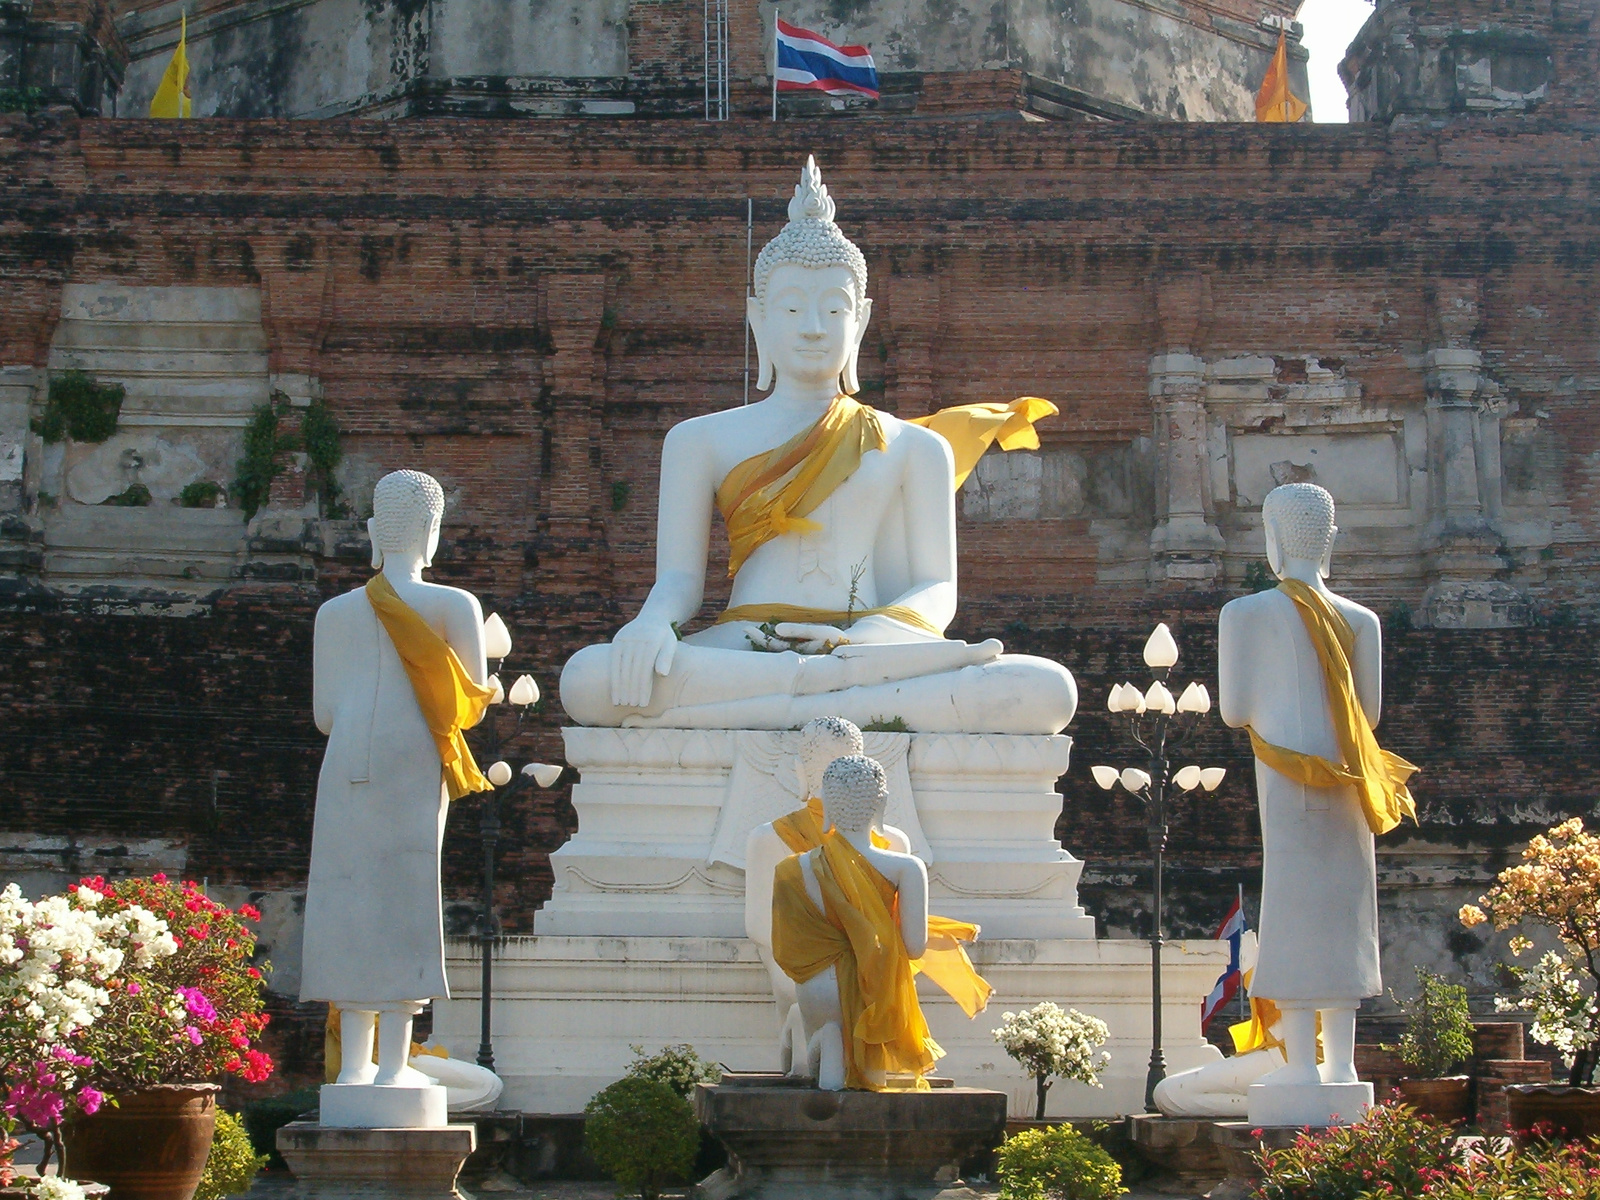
left=469, top=612, right=563, bottom=1073
left=1091, top=622, right=1227, bottom=1113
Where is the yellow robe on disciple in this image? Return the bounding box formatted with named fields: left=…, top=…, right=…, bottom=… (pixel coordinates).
left=713, top=395, right=1056, bottom=632
left=770, top=831, right=992, bottom=1091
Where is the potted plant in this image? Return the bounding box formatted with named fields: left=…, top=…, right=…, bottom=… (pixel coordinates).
left=992, top=1001, right=1110, bottom=1122
left=1384, top=966, right=1474, bottom=1123
left=1, top=879, right=180, bottom=1194
left=61, top=875, right=274, bottom=1200
left=1461, top=816, right=1600, bottom=1139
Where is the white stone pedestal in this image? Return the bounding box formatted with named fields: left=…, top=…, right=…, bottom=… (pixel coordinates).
left=1247, top=1081, right=1373, bottom=1128
left=277, top=1121, right=475, bottom=1198
left=536, top=727, right=1095, bottom=941
left=436, top=934, right=1228, bottom=1118
left=319, top=1082, right=448, bottom=1129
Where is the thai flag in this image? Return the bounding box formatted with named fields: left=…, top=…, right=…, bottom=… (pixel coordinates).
left=1200, top=893, right=1248, bottom=1032
left=775, top=19, right=880, bottom=99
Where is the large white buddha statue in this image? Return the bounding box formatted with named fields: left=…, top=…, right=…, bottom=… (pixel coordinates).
left=559, top=158, right=1076, bottom=734
left=1217, top=482, right=1418, bottom=1127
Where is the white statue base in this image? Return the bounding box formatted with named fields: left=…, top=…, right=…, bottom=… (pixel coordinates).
left=319, top=1081, right=449, bottom=1129
left=535, top=728, right=1096, bottom=941
left=436, top=934, right=1226, bottom=1118
left=1247, top=1081, right=1373, bottom=1128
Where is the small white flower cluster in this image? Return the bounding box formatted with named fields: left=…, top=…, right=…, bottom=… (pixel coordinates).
left=0, top=883, right=177, bottom=1044
left=992, top=1000, right=1111, bottom=1088
left=1496, top=950, right=1600, bottom=1058
left=34, top=1176, right=88, bottom=1200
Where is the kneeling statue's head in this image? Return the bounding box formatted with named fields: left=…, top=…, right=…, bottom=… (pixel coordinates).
left=821, top=754, right=887, bottom=836
left=798, top=716, right=865, bottom=798
left=369, top=469, right=445, bottom=570
left=1263, top=482, right=1337, bottom=581
left=748, top=156, right=873, bottom=398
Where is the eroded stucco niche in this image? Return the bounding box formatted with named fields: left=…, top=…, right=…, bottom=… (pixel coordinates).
left=24, top=284, right=269, bottom=595
left=965, top=349, right=1558, bottom=625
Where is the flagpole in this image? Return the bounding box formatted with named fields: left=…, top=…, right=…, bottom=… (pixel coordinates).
left=1237, top=883, right=1248, bottom=1026
left=772, top=10, right=779, bottom=121
left=743, top=197, right=752, bottom=405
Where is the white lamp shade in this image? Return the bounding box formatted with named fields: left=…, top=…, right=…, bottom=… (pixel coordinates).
left=1173, top=764, right=1203, bottom=791
left=1123, top=683, right=1147, bottom=714
left=1106, top=686, right=1124, bottom=714
left=1120, top=767, right=1152, bottom=792
left=1199, top=767, right=1227, bottom=791
left=1145, top=681, right=1176, bottom=715
left=1091, top=765, right=1120, bottom=790
left=523, top=762, right=564, bottom=788
left=1176, top=681, right=1211, bottom=714
left=486, top=674, right=505, bottom=705
left=483, top=613, right=513, bottom=660
left=486, top=760, right=513, bottom=787
left=508, top=674, right=540, bottom=707
left=1143, top=622, right=1179, bottom=669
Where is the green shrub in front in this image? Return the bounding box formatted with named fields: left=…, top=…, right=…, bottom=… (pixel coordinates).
left=996, top=1124, right=1125, bottom=1200
left=1253, top=1101, right=1459, bottom=1200
left=584, top=1075, right=700, bottom=1200
left=195, top=1110, right=269, bottom=1200
left=241, top=1086, right=317, bottom=1165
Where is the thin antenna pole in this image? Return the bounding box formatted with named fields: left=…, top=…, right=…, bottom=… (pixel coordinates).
left=743, top=198, right=753, bottom=404
left=772, top=10, right=779, bottom=121
left=703, top=0, right=710, bottom=120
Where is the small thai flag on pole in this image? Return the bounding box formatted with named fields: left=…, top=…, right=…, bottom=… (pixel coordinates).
left=774, top=17, right=880, bottom=108
left=1200, top=888, right=1248, bottom=1033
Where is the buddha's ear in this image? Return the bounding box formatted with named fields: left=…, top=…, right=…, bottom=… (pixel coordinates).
left=749, top=295, right=773, bottom=390
left=1320, top=525, right=1337, bottom=580
left=367, top=516, right=383, bottom=570
left=840, top=296, right=872, bottom=396
left=1263, top=514, right=1281, bottom=579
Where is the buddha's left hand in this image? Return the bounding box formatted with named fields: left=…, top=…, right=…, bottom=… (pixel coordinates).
left=768, top=622, right=850, bottom=654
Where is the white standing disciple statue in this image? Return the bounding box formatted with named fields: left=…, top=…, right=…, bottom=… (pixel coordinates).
left=301, top=469, right=496, bottom=1129
left=559, top=157, right=1077, bottom=734
left=1217, top=482, right=1418, bottom=1128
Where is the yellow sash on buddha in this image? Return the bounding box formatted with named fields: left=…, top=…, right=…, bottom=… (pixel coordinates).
left=771, top=832, right=991, bottom=1090
left=1247, top=579, right=1419, bottom=837
left=365, top=574, right=495, bottom=801
left=715, top=395, right=1057, bottom=582
left=1229, top=977, right=1322, bottom=1061
left=715, top=603, right=942, bottom=638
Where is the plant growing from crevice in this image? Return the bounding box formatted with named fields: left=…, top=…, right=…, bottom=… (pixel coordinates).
left=863, top=716, right=910, bottom=733
left=178, top=481, right=225, bottom=509
left=611, top=481, right=632, bottom=512
left=300, top=399, right=346, bottom=517
left=0, top=88, right=46, bottom=115
left=32, top=370, right=124, bottom=444
left=103, top=483, right=151, bottom=507
left=233, top=395, right=346, bottom=520
left=1242, top=560, right=1276, bottom=593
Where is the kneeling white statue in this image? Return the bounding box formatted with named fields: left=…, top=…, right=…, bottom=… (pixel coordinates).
left=560, top=157, right=1076, bottom=735
left=300, top=469, right=498, bottom=1129
left=1218, top=482, right=1418, bottom=1127
left=770, top=755, right=991, bottom=1091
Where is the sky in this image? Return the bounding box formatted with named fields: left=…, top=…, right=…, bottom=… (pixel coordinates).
left=1297, top=0, right=1377, bottom=121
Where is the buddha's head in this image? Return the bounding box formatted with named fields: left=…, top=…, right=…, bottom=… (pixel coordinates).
left=1263, top=482, right=1336, bottom=580
left=369, top=469, right=444, bottom=570
left=796, top=715, right=865, bottom=798
left=749, top=156, right=872, bottom=397
left=820, top=754, right=887, bottom=836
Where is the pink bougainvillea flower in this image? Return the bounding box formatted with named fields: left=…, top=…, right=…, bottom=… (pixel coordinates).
left=77, top=1087, right=104, bottom=1115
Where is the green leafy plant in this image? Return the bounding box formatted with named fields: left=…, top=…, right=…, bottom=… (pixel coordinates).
left=232, top=400, right=295, bottom=519
left=583, top=1076, right=699, bottom=1200
left=1252, top=1101, right=1460, bottom=1200
left=0, top=87, right=47, bottom=114
left=103, top=483, right=152, bottom=507
left=993, top=1002, right=1110, bottom=1120
left=300, top=399, right=344, bottom=515
left=179, top=481, right=226, bottom=509
left=240, top=1087, right=316, bottom=1166
left=862, top=716, right=910, bottom=733
left=1422, top=1137, right=1600, bottom=1199
left=32, top=370, right=124, bottom=444
left=996, top=1124, right=1125, bottom=1200
left=625, top=1043, right=721, bottom=1098
left=1243, top=560, right=1276, bottom=593
left=611, top=481, right=632, bottom=511
left=195, top=1109, right=268, bottom=1200
left=1384, top=966, right=1474, bottom=1079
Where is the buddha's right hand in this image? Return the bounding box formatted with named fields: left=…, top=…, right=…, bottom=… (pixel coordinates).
left=610, top=617, right=679, bottom=708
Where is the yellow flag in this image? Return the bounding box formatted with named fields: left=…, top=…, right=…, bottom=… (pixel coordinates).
left=1255, top=31, right=1307, bottom=123
left=149, top=14, right=192, bottom=119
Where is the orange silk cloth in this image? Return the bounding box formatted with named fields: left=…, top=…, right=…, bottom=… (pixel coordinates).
left=714, top=395, right=1057, bottom=580
left=364, top=574, right=494, bottom=801
left=770, top=831, right=992, bottom=1091
left=1246, top=579, right=1419, bottom=837
left=773, top=796, right=890, bottom=854
left=1255, top=31, right=1308, bottom=123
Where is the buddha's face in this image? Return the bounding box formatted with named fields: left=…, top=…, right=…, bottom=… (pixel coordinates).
left=750, top=263, right=872, bottom=394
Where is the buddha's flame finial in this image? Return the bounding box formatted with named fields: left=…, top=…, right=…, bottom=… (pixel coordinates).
left=788, top=154, right=837, bottom=225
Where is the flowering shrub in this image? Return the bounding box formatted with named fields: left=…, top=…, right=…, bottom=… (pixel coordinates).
left=993, top=1002, right=1110, bottom=1121
left=0, top=880, right=177, bottom=1171
left=1423, top=1138, right=1600, bottom=1199
left=624, top=1043, right=721, bottom=1099
left=1460, top=817, right=1600, bottom=1084
left=73, top=875, right=273, bottom=1092
left=1252, top=1102, right=1462, bottom=1200
left=996, top=1124, right=1126, bottom=1200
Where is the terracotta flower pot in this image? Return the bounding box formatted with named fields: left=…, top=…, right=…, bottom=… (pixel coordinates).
left=62, top=1083, right=219, bottom=1200
left=1506, top=1083, right=1600, bottom=1144
left=1397, top=1076, right=1473, bottom=1124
